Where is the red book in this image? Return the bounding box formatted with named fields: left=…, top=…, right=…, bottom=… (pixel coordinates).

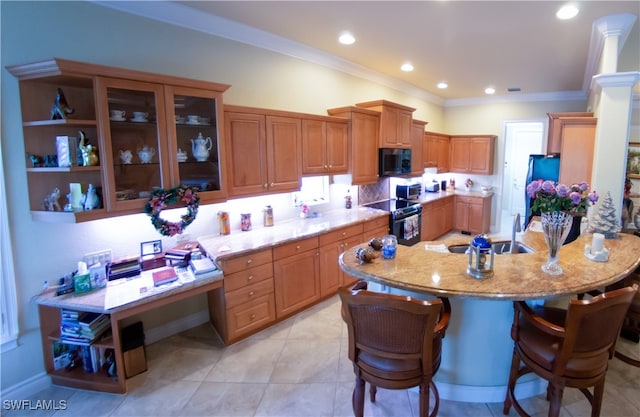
left=152, top=268, right=178, bottom=287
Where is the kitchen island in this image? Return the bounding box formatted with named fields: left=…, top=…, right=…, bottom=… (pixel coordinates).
left=339, top=223, right=640, bottom=402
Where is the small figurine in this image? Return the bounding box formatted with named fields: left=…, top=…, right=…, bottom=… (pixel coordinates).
left=78, top=130, right=99, bottom=166
left=355, top=247, right=377, bottom=264
left=83, top=184, right=100, bottom=211
left=28, top=154, right=43, bottom=168
left=42, top=188, right=61, bottom=211
left=50, top=88, right=74, bottom=120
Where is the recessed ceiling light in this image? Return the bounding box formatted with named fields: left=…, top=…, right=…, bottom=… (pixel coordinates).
left=437, top=82, right=448, bottom=89
left=401, top=62, right=414, bottom=72
left=556, top=4, right=579, bottom=20
left=485, top=87, right=496, bottom=95
left=338, top=32, right=355, bottom=45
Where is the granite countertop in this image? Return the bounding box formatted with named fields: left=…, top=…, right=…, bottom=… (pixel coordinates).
left=198, top=207, right=388, bottom=262
left=339, top=224, right=640, bottom=300
left=417, top=189, right=492, bottom=203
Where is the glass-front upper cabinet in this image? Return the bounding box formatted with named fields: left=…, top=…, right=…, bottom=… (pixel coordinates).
left=96, top=77, right=170, bottom=212
left=164, top=85, right=227, bottom=203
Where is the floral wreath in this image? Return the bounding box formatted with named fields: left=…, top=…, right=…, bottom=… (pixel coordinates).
left=144, top=185, right=199, bottom=237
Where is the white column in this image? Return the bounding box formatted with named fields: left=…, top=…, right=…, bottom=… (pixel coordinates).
left=590, top=73, right=640, bottom=222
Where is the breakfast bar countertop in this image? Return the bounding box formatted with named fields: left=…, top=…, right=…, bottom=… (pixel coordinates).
left=198, top=207, right=389, bottom=262
left=340, top=223, right=640, bottom=300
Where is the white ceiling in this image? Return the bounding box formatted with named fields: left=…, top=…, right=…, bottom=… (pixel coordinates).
left=98, top=1, right=639, bottom=104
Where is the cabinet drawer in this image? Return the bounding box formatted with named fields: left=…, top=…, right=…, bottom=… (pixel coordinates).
left=363, top=226, right=389, bottom=242
left=224, top=263, right=273, bottom=293
left=226, top=293, right=276, bottom=340
left=362, top=216, right=390, bottom=232
left=273, top=236, right=318, bottom=260
left=218, top=249, right=273, bottom=275
left=225, top=279, right=275, bottom=309
left=455, top=196, right=481, bottom=205
left=319, top=224, right=364, bottom=246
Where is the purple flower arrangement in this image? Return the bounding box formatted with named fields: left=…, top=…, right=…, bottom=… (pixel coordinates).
left=526, top=180, right=598, bottom=215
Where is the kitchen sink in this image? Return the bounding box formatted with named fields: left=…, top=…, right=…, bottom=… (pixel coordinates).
left=447, top=241, right=534, bottom=254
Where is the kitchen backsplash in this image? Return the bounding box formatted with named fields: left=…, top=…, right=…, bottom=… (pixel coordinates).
left=358, top=178, right=390, bottom=204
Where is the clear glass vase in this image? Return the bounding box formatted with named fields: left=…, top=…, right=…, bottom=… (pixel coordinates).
left=541, top=211, right=573, bottom=275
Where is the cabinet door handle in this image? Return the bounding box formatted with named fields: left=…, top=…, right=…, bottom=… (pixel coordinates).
left=250, top=313, right=256, bottom=320
left=249, top=291, right=255, bottom=297
left=264, top=183, right=268, bottom=188
left=246, top=259, right=252, bottom=265
left=270, top=182, right=274, bottom=188
left=296, top=245, right=301, bottom=250
left=247, top=275, right=253, bottom=281
left=324, top=164, right=328, bottom=169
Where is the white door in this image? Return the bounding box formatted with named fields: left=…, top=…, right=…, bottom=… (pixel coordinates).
left=502, top=122, right=545, bottom=218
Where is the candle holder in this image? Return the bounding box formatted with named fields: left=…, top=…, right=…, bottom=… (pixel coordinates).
left=584, top=232, right=610, bottom=262
left=466, top=235, right=495, bottom=279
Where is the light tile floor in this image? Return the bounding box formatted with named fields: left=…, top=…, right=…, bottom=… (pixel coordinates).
left=5, top=294, right=639, bottom=417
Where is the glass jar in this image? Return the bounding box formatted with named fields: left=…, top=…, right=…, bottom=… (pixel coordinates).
left=217, top=211, right=230, bottom=235
left=263, top=205, right=274, bottom=227
left=241, top=213, right=252, bottom=231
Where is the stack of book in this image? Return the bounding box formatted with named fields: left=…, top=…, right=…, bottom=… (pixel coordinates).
left=107, top=257, right=141, bottom=281
left=56, top=310, right=113, bottom=374
left=165, top=241, right=201, bottom=266
left=60, top=310, right=111, bottom=345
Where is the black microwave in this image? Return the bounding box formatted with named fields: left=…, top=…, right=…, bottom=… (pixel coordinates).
left=379, top=148, right=412, bottom=176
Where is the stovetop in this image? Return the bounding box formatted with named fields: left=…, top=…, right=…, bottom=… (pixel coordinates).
left=364, top=199, right=422, bottom=219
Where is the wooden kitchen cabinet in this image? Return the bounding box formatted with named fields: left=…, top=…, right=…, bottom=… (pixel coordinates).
left=318, top=223, right=364, bottom=297
left=546, top=114, right=597, bottom=186
left=301, top=116, right=349, bottom=175
left=449, top=135, right=496, bottom=174
left=422, top=196, right=454, bottom=241
left=411, top=119, right=427, bottom=176
left=210, top=249, right=276, bottom=344
left=224, top=106, right=302, bottom=197
left=273, top=236, right=320, bottom=319
left=454, top=195, right=492, bottom=234
left=8, top=58, right=230, bottom=222
left=547, top=112, right=594, bottom=155
left=355, top=100, right=415, bottom=148
left=362, top=215, right=390, bottom=242
left=423, top=131, right=450, bottom=173
left=327, top=106, right=381, bottom=185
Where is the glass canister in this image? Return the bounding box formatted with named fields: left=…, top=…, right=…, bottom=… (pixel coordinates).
left=217, top=211, right=230, bottom=235
left=263, top=205, right=274, bottom=227
left=241, top=213, right=252, bottom=231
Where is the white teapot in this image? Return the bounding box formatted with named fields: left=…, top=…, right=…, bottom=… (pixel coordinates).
left=137, top=145, right=155, bottom=164
left=191, top=133, right=212, bottom=162
left=119, top=149, right=133, bottom=164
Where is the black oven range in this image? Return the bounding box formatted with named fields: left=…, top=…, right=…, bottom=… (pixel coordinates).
left=364, top=199, right=422, bottom=246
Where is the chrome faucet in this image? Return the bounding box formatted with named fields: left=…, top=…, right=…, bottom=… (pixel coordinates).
left=511, top=213, right=522, bottom=254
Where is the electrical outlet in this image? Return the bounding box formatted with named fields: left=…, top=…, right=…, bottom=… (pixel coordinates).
left=176, top=233, right=191, bottom=244
left=83, top=249, right=113, bottom=266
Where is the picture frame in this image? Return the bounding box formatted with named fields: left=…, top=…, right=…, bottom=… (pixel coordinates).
left=628, top=142, right=640, bottom=179
left=140, top=240, right=162, bottom=259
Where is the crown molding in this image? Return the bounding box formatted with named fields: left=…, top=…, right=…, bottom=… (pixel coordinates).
left=93, top=1, right=621, bottom=108
left=582, top=13, right=638, bottom=93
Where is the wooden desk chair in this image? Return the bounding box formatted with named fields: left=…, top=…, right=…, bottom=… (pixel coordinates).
left=503, top=284, right=638, bottom=417
left=339, top=281, right=451, bottom=417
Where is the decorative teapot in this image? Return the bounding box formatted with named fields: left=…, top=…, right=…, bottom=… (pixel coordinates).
left=119, top=149, right=133, bottom=164
left=137, top=145, right=155, bottom=164
left=191, top=133, right=212, bottom=162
